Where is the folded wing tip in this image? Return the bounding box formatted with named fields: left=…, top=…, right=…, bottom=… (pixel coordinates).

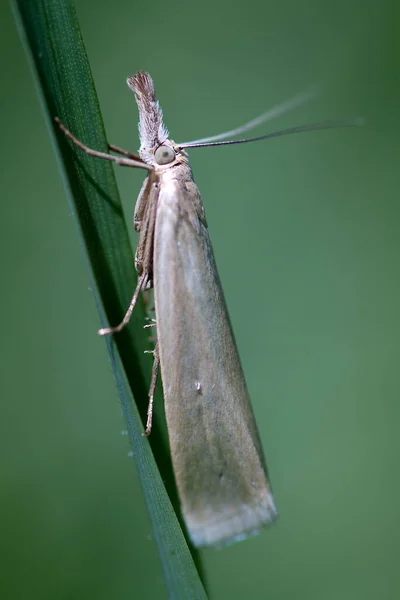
left=187, top=492, right=278, bottom=548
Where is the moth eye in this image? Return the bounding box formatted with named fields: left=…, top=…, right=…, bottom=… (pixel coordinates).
left=154, top=144, right=175, bottom=165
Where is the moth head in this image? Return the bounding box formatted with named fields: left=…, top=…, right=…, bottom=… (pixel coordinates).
left=127, top=71, right=189, bottom=167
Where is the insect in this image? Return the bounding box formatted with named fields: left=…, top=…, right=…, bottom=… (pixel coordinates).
left=56, top=72, right=359, bottom=547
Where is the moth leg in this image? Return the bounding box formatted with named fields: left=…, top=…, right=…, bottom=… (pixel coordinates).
left=98, top=272, right=148, bottom=336
left=54, top=118, right=150, bottom=170
left=144, top=319, right=157, bottom=329
left=143, top=343, right=160, bottom=436
left=108, top=143, right=142, bottom=162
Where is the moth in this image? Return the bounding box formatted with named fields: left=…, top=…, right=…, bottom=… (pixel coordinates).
left=56, top=72, right=359, bottom=547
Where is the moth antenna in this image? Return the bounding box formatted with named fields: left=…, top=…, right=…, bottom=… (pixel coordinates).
left=179, top=118, right=364, bottom=150
left=179, top=87, right=319, bottom=146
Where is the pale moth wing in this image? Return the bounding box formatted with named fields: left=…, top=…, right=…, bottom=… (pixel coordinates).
left=129, top=71, right=277, bottom=547
left=154, top=177, right=277, bottom=547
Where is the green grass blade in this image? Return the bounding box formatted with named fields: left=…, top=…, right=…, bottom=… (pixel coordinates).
left=12, top=0, right=207, bottom=597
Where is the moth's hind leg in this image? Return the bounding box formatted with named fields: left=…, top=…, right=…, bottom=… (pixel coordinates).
left=143, top=343, right=160, bottom=436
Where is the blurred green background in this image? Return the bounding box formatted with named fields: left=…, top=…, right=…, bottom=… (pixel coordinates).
left=1, top=0, right=399, bottom=598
